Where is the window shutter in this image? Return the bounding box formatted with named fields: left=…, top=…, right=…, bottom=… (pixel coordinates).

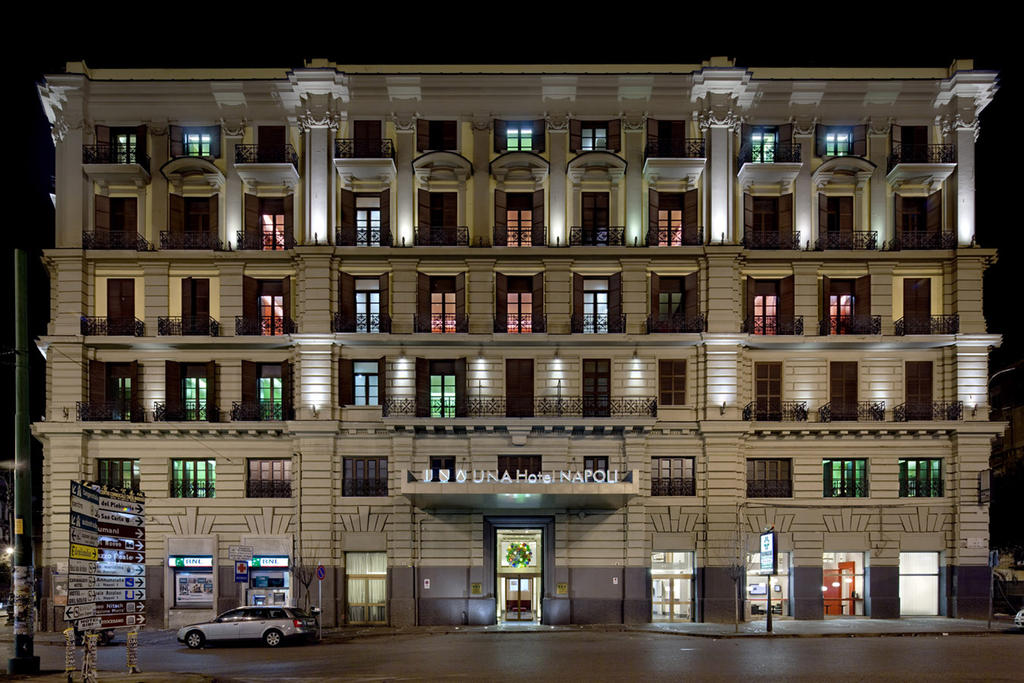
left=203, top=361, right=217, bottom=421
left=822, top=275, right=832, bottom=315
left=165, top=361, right=182, bottom=417
left=241, top=361, right=258, bottom=406
left=684, top=272, right=698, bottom=320
left=778, top=123, right=792, bottom=146
left=455, top=272, right=466, bottom=323
left=377, top=356, right=387, bottom=407
left=417, top=273, right=430, bottom=324
left=647, top=189, right=659, bottom=246
left=839, top=197, right=853, bottom=234
left=169, top=125, right=184, bottom=158
left=417, top=189, right=430, bottom=243
left=442, top=121, right=457, bottom=151
left=135, top=125, right=147, bottom=158
left=573, top=273, right=584, bottom=317
left=683, top=189, right=698, bottom=236
left=650, top=273, right=660, bottom=317
left=904, top=278, right=931, bottom=319
left=779, top=194, right=794, bottom=244
left=95, top=125, right=110, bottom=146
left=194, top=278, right=210, bottom=319
left=281, top=276, right=291, bottom=325
left=89, top=360, right=107, bottom=405
left=891, top=124, right=901, bottom=153
left=379, top=189, right=390, bottom=239
left=243, top=276, right=258, bottom=321
left=780, top=276, right=795, bottom=320
left=746, top=276, right=755, bottom=321
left=416, top=119, right=429, bottom=152
left=741, top=123, right=751, bottom=148
left=128, top=360, right=141, bottom=420
left=442, top=192, right=458, bottom=227
left=816, top=125, right=826, bottom=157
left=339, top=272, right=355, bottom=328
left=532, top=273, right=544, bottom=326
left=646, top=118, right=658, bottom=153
left=107, top=279, right=134, bottom=320
left=95, top=195, right=110, bottom=232
left=208, top=125, right=222, bottom=158
left=122, top=198, right=138, bottom=234
left=926, top=190, right=942, bottom=234
left=818, top=194, right=828, bottom=233
left=495, top=273, right=507, bottom=328
left=609, top=272, right=622, bottom=331
left=569, top=119, right=582, bottom=153
left=339, top=358, right=354, bottom=406
left=855, top=275, right=871, bottom=317
left=532, top=119, right=546, bottom=153
left=454, top=358, right=467, bottom=417
left=340, top=189, right=356, bottom=230
left=494, top=190, right=506, bottom=245
left=494, top=120, right=507, bottom=153
left=906, top=361, right=933, bottom=405
left=181, top=277, right=194, bottom=319
left=852, top=125, right=867, bottom=157
left=378, top=273, right=389, bottom=319
left=894, top=194, right=904, bottom=235
left=281, top=361, right=293, bottom=417
left=283, top=194, right=294, bottom=243
left=532, top=189, right=545, bottom=245
left=244, top=193, right=259, bottom=242
left=169, top=194, right=184, bottom=236
left=607, top=119, right=621, bottom=152
left=415, top=358, right=429, bottom=417
left=743, top=193, right=753, bottom=238
left=208, top=194, right=218, bottom=238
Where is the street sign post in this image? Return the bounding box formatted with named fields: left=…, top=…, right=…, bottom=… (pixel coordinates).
left=316, top=564, right=326, bottom=641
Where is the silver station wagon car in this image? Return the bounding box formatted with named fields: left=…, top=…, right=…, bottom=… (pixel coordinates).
left=177, top=606, right=316, bottom=648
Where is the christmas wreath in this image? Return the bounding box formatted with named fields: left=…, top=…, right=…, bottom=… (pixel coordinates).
left=506, top=542, right=533, bottom=568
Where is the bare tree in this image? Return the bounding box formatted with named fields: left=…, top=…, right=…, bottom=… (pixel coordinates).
left=292, top=563, right=316, bottom=611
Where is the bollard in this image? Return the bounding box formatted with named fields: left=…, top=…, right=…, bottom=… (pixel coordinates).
left=63, top=627, right=76, bottom=683
left=126, top=630, right=140, bottom=674
left=83, top=632, right=99, bottom=683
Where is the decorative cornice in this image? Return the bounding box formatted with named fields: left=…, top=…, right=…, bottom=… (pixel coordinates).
left=220, top=118, right=247, bottom=137
left=544, top=113, right=569, bottom=132
left=697, top=108, right=741, bottom=131
left=868, top=117, right=893, bottom=136
left=622, top=113, right=647, bottom=132
left=470, top=118, right=492, bottom=132
left=941, top=113, right=980, bottom=141
left=790, top=116, right=817, bottom=137
left=390, top=113, right=417, bottom=132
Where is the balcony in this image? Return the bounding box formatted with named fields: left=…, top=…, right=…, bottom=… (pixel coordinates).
left=415, top=226, right=469, bottom=246
left=571, top=313, right=626, bottom=334
left=159, top=231, right=224, bottom=250
left=76, top=401, right=142, bottom=422
left=818, top=401, right=885, bottom=423
left=157, top=316, right=220, bottom=336
left=647, top=226, right=703, bottom=247
left=494, top=224, right=546, bottom=247
left=651, top=477, right=696, bottom=496
left=569, top=226, right=625, bottom=246
left=414, top=314, right=469, bottom=334
left=81, top=316, right=144, bottom=337
left=382, top=396, right=657, bottom=419
left=742, top=230, right=802, bottom=250
left=815, top=231, right=878, bottom=251
left=886, top=143, right=956, bottom=173
left=645, top=139, right=705, bottom=159
left=742, top=401, right=808, bottom=422
left=736, top=142, right=802, bottom=193
left=82, top=143, right=151, bottom=184
left=898, top=479, right=944, bottom=497
left=246, top=480, right=293, bottom=498
left=235, top=316, right=297, bottom=336
left=889, top=231, right=957, bottom=250
left=230, top=400, right=294, bottom=421
left=742, top=315, right=804, bottom=336
left=646, top=313, right=706, bottom=334
left=153, top=401, right=220, bottom=422
left=234, top=144, right=300, bottom=189
left=342, top=479, right=388, bottom=497
left=894, top=315, right=959, bottom=336
left=334, top=138, right=395, bottom=159
left=738, top=142, right=802, bottom=165
left=893, top=401, right=964, bottom=422
left=886, top=144, right=956, bottom=190
left=825, top=480, right=868, bottom=498
left=82, top=230, right=152, bottom=251
left=336, top=226, right=393, bottom=247
left=642, top=139, right=706, bottom=188
left=818, top=315, right=882, bottom=336
left=333, top=313, right=392, bottom=334
left=746, top=480, right=793, bottom=498
left=333, top=138, right=397, bottom=186
left=171, top=481, right=216, bottom=498
left=235, top=230, right=296, bottom=251
left=495, top=313, right=546, bottom=334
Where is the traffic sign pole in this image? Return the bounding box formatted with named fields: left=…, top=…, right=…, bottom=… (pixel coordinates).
left=317, top=564, right=326, bottom=640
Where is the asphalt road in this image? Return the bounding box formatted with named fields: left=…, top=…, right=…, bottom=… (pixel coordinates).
left=14, top=630, right=1024, bottom=681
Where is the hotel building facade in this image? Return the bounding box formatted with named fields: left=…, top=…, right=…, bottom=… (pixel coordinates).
left=35, top=58, right=1001, bottom=629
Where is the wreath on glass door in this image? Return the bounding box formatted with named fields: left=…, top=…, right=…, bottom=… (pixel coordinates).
left=506, top=542, right=533, bottom=568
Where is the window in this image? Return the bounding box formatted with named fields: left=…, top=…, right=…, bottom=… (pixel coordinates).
left=96, top=459, right=140, bottom=490
left=750, top=127, right=777, bottom=163
left=182, top=365, right=208, bottom=421
left=185, top=131, right=212, bottom=157
left=506, top=122, right=533, bottom=151
left=418, top=120, right=457, bottom=151
left=823, top=459, right=868, bottom=497
left=659, top=282, right=683, bottom=318
left=506, top=277, right=533, bottom=333
left=247, top=459, right=292, bottom=498
left=498, top=455, right=542, bottom=476
left=429, top=456, right=456, bottom=482
left=506, top=194, right=533, bottom=247
left=430, top=373, right=456, bottom=417
left=899, top=196, right=927, bottom=233
left=828, top=280, right=855, bottom=333
left=582, top=279, right=609, bottom=333
left=355, top=279, right=382, bottom=333
left=171, top=459, right=215, bottom=498
left=899, top=552, right=939, bottom=616
left=343, top=457, right=388, bottom=496
left=753, top=362, right=781, bottom=420
left=824, top=196, right=853, bottom=233
left=824, top=127, right=852, bottom=157
left=651, top=551, right=694, bottom=622
left=651, top=457, right=695, bottom=496
left=752, top=196, right=778, bottom=235
left=747, top=459, right=792, bottom=497
left=581, top=123, right=608, bottom=151
left=184, top=198, right=210, bottom=234
left=581, top=192, right=610, bottom=244
left=753, top=291, right=778, bottom=335
left=259, top=365, right=283, bottom=420
left=829, top=361, right=859, bottom=420
left=355, top=196, right=382, bottom=246
left=109, top=198, right=136, bottom=234
left=259, top=280, right=286, bottom=336
left=899, top=459, right=943, bottom=497
left=108, top=364, right=134, bottom=421
left=822, top=552, right=866, bottom=616
left=658, top=360, right=686, bottom=406
left=658, top=194, right=684, bottom=246
left=354, top=361, right=380, bottom=406
left=431, top=278, right=457, bottom=333
left=584, top=456, right=608, bottom=473
left=113, top=130, right=137, bottom=164
left=582, top=358, right=610, bottom=417
left=346, top=552, right=387, bottom=624
left=260, top=198, right=286, bottom=251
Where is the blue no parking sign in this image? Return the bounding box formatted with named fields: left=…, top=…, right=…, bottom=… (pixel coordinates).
left=316, top=564, right=326, bottom=581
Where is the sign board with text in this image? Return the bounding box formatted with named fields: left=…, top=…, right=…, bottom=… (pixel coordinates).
left=759, top=531, right=777, bottom=575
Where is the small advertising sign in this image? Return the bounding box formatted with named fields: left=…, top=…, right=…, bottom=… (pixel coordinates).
left=759, top=531, right=777, bottom=575
left=235, top=561, right=249, bottom=583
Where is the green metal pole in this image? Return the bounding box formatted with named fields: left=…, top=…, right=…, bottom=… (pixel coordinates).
left=8, top=248, right=39, bottom=674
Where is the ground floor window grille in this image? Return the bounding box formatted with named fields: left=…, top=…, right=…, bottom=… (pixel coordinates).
left=346, top=552, right=387, bottom=624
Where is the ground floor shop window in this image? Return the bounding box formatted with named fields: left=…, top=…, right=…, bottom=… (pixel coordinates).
left=346, top=552, right=387, bottom=624
left=745, top=551, right=790, bottom=618
left=168, top=556, right=214, bottom=607
left=822, top=552, right=865, bottom=616
left=651, top=551, right=694, bottom=622
left=899, top=551, right=939, bottom=616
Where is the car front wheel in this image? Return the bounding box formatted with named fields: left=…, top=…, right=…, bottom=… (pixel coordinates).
left=185, top=630, right=205, bottom=649
left=263, top=629, right=283, bottom=647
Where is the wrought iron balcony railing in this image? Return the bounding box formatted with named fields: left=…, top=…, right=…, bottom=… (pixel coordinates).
left=153, top=401, right=220, bottom=422
left=645, top=139, right=706, bottom=159
left=415, top=226, right=469, bottom=246
left=342, top=479, right=388, bottom=497
left=82, top=143, right=150, bottom=172
left=170, top=480, right=216, bottom=498
left=334, top=137, right=395, bottom=159
left=738, top=141, right=801, bottom=164
left=82, top=230, right=152, bottom=251
left=333, top=312, right=392, bottom=333
left=493, top=224, right=546, bottom=247
left=569, top=226, right=626, bottom=246
left=382, top=396, right=657, bottom=418
left=336, top=226, right=393, bottom=247
left=887, top=143, right=956, bottom=172
left=246, top=479, right=293, bottom=498
left=818, top=401, right=885, bottom=423
left=888, top=231, right=957, bottom=250
left=742, top=401, right=808, bottom=422
left=157, top=316, right=220, bottom=336
left=76, top=401, right=143, bottom=422
left=815, top=231, right=878, bottom=251
left=647, top=313, right=706, bottom=333
left=235, top=143, right=299, bottom=169
left=647, top=226, right=703, bottom=247
left=81, top=316, right=144, bottom=337
left=743, top=230, right=802, bottom=250
left=414, top=313, right=469, bottom=334
left=235, top=230, right=296, bottom=251
left=894, top=315, right=959, bottom=336
left=651, top=477, right=696, bottom=496
left=159, top=231, right=224, bottom=250
left=495, top=313, right=546, bottom=334
left=746, top=479, right=793, bottom=498
left=825, top=480, right=869, bottom=498
left=571, top=313, right=627, bottom=334
left=230, top=400, right=294, bottom=421
left=898, top=479, right=944, bottom=497
left=818, top=315, right=882, bottom=336
left=235, top=316, right=297, bottom=336
left=742, top=315, right=804, bottom=336
left=893, top=401, right=964, bottom=422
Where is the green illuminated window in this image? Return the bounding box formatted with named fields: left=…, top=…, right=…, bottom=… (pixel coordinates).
left=96, top=459, right=140, bottom=490
left=750, top=127, right=776, bottom=163
left=184, top=376, right=207, bottom=420
left=899, top=459, right=942, bottom=497
left=825, top=127, right=852, bottom=157
left=506, top=123, right=533, bottom=152
left=430, top=374, right=456, bottom=418
left=172, top=459, right=215, bottom=498
left=185, top=132, right=212, bottom=157
left=823, top=459, right=868, bottom=497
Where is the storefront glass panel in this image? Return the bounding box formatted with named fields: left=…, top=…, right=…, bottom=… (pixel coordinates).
left=651, top=551, right=694, bottom=622
left=899, top=551, right=939, bottom=616
left=822, top=552, right=866, bottom=616
left=347, top=552, right=387, bottom=624
left=745, top=551, right=790, bottom=618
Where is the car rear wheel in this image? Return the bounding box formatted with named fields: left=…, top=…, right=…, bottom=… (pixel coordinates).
left=263, top=629, right=283, bottom=647
left=185, top=630, right=205, bottom=649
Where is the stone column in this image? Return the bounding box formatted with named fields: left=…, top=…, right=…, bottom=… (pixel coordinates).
left=142, top=262, right=169, bottom=341
left=623, top=116, right=644, bottom=246
left=704, top=249, right=742, bottom=333
left=793, top=125, right=813, bottom=248
left=954, top=122, right=977, bottom=246
left=301, top=121, right=333, bottom=246
left=703, top=118, right=736, bottom=244
left=393, top=116, right=416, bottom=247
left=466, top=259, right=495, bottom=334
left=42, top=77, right=86, bottom=248
left=547, top=115, right=568, bottom=246
left=150, top=124, right=169, bottom=240
left=472, top=120, right=491, bottom=246
left=294, top=251, right=333, bottom=333
left=868, top=261, right=896, bottom=335
left=792, top=261, right=821, bottom=327
left=223, top=122, right=245, bottom=249
left=699, top=429, right=745, bottom=622
left=868, top=120, right=890, bottom=245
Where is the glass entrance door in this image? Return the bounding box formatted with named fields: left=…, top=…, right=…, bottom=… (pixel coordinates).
left=503, top=577, right=535, bottom=621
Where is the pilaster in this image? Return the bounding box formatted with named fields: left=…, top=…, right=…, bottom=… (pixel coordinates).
left=218, top=262, right=244, bottom=336
left=704, top=249, right=742, bottom=333
left=868, top=119, right=890, bottom=245
left=294, top=251, right=334, bottom=333
left=142, top=261, right=169, bottom=338
left=868, top=261, right=896, bottom=335
left=223, top=124, right=244, bottom=248
left=393, top=115, right=416, bottom=247
left=793, top=127, right=813, bottom=247
left=471, top=120, right=491, bottom=245
left=544, top=259, right=572, bottom=334
left=791, top=261, right=821, bottom=325
left=390, top=259, right=419, bottom=334
left=952, top=253, right=986, bottom=334
left=623, top=115, right=645, bottom=246
left=620, top=259, right=649, bottom=334
left=150, top=124, right=169, bottom=237
left=547, top=115, right=568, bottom=246
left=466, top=259, right=496, bottom=334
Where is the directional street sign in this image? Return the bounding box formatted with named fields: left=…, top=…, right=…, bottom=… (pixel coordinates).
left=90, top=576, right=145, bottom=590
left=97, top=497, right=145, bottom=515
left=229, top=545, right=254, bottom=561
left=97, top=521, right=145, bottom=539
left=95, top=561, right=146, bottom=577
left=97, top=549, right=145, bottom=564
left=96, top=535, right=144, bottom=552
left=67, top=590, right=95, bottom=605
left=70, top=543, right=98, bottom=561
left=69, top=558, right=96, bottom=575
left=70, top=511, right=98, bottom=532
left=100, top=614, right=146, bottom=628
left=75, top=617, right=102, bottom=630
left=94, top=601, right=146, bottom=615
left=96, top=509, right=144, bottom=526
left=71, top=527, right=99, bottom=547
left=64, top=603, right=96, bottom=621
left=94, top=589, right=146, bottom=602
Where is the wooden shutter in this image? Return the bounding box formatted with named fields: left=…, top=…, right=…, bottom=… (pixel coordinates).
left=607, top=119, right=621, bottom=152
left=650, top=273, right=661, bottom=317
left=494, top=120, right=507, bottom=153
left=684, top=272, right=698, bottom=320
left=95, top=195, right=110, bottom=232
left=339, top=272, right=355, bottom=325
left=532, top=273, right=544, bottom=325
left=906, top=361, right=933, bottom=405
left=683, top=189, right=698, bottom=232
left=208, top=125, right=222, bottom=158
left=904, top=278, right=930, bottom=319
left=494, top=189, right=506, bottom=244
left=532, top=119, right=546, bottom=153
left=135, top=125, right=147, bottom=158
left=169, top=125, right=184, bottom=158
left=926, top=191, right=942, bottom=234
left=377, top=356, right=387, bottom=407
left=126, top=360, right=141, bottom=421
left=340, top=189, right=356, bottom=229
left=95, top=125, right=110, bottom=147
left=415, top=358, right=429, bottom=417
left=454, top=358, right=467, bottom=417
left=573, top=273, right=584, bottom=317
left=442, top=121, right=457, bottom=151
left=417, top=189, right=430, bottom=243
left=417, top=273, right=430, bottom=325
left=108, top=279, right=134, bottom=320
left=609, top=272, right=622, bottom=331
left=283, top=194, right=293, bottom=243
left=646, top=118, right=658, bottom=152
left=818, top=194, right=828, bottom=233
left=815, top=125, right=827, bottom=157
left=339, top=358, right=354, bottom=406
left=416, top=119, right=429, bottom=152
left=648, top=189, right=659, bottom=245
left=279, top=361, right=292, bottom=417
left=379, top=189, right=390, bottom=239
left=121, top=198, right=137, bottom=236
left=169, top=194, right=184, bottom=236
left=495, top=273, right=508, bottom=328
left=743, top=193, right=753, bottom=238
left=194, top=278, right=210, bottom=318
left=838, top=196, right=853, bottom=234
left=894, top=194, right=905, bottom=235
left=532, top=189, right=545, bottom=244
left=855, top=275, right=871, bottom=317
left=205, top=361, right=217, bottom=421
left=378, top=273, right=389, bottom=319
left=779, top=194, right=794, bottom=243
left=569, top=119, right=582, bottom=153
left=830, top=361, right=858, bottom=406
left=181, top=278, right=194, bottom=319
left=746, top=276, right=756, bottom=320
left=241, top=360, right=258, bottom=405
left=442, top=192, right=458, bottom=227
left=779, top=276, right=795, bottom=320
left=455, top=272, right=466, bottom=324
left=778, top=123, right=792, bottom=146
left=822, top=275, right=832, bottom=316
left=208, top=194, right=218, bottom=239
left=506, top=359, right=535, bottom=416
left=243, top=276, right=258, bottom=321
left=281, top=276, right=291, bottom=324
left=89, top=360, right=107, bottom=405
left=258, top=126, right=285, bottom=147
left=165, top=361, right=182, bottom=417
left=852, top=125, right=867, bottom=157
left=244, top=193, right=259, bottom=242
